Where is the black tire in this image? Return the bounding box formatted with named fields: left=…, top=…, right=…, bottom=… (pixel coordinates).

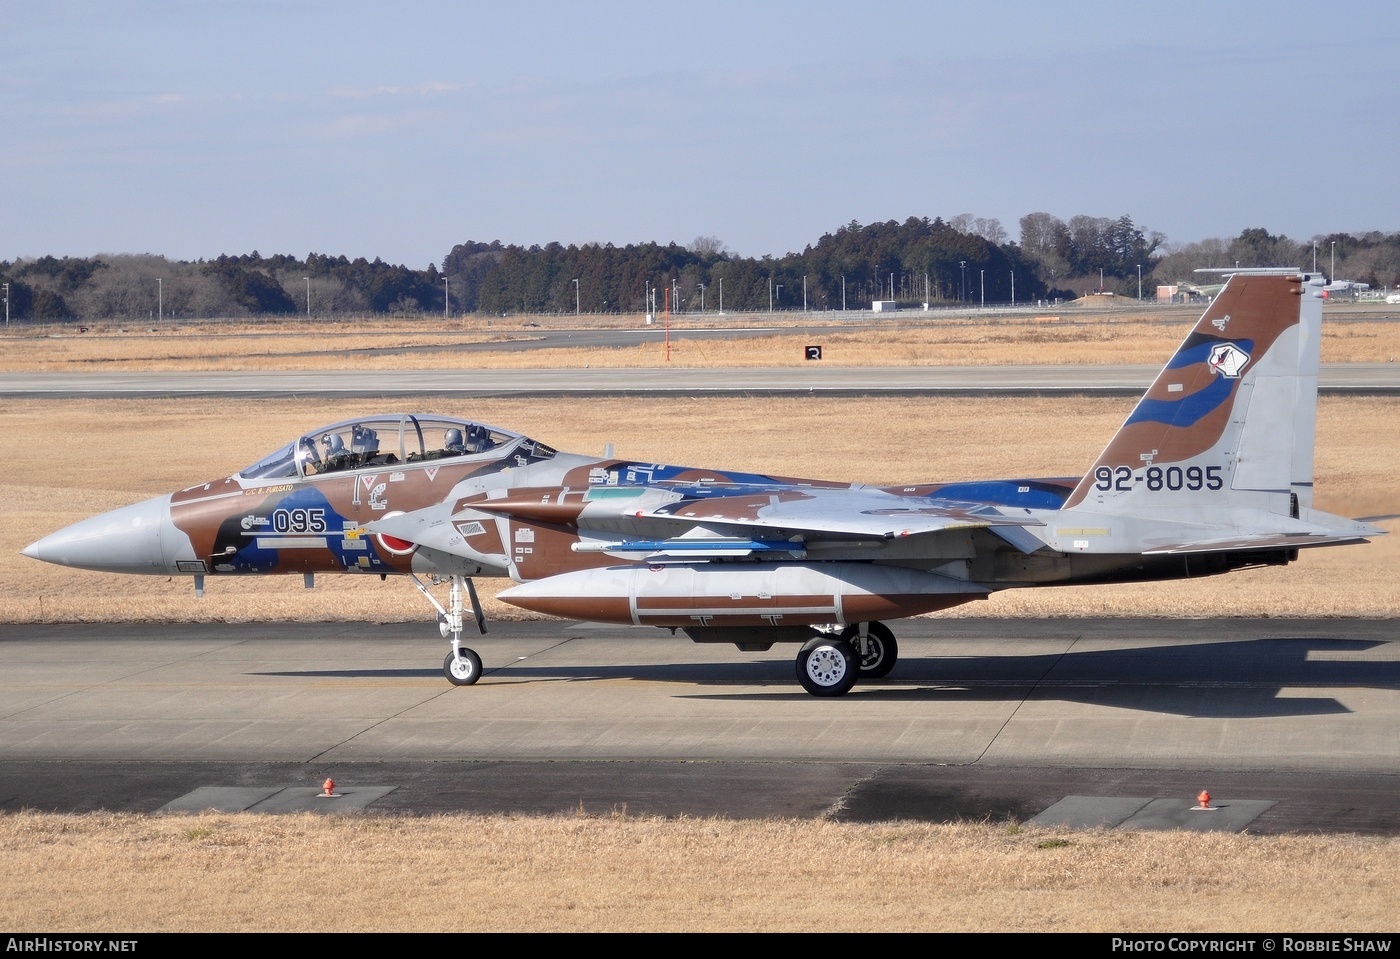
left=842, top=622, right=898, bottom=679
left=795, top=638, right=858, bottom=697
left=443, top=648, right=482, bottom=686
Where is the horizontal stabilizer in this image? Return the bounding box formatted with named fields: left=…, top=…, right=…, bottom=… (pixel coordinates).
left=1144, top=532, right=1375, bottom=555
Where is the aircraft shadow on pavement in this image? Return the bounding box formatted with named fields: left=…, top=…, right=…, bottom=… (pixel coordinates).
left=253, top=635, right=1393, bottom=719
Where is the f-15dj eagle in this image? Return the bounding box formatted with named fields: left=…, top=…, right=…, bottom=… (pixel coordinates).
left=23, top=271, right=1383, bottom=696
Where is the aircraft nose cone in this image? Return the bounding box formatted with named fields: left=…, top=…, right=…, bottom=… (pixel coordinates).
left=22, top=494, right=180, bottom=573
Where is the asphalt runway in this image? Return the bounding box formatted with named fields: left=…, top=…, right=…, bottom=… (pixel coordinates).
left=3, top=617, right=1397, bottom=833
left=4, top=363, right=1400, bottom=398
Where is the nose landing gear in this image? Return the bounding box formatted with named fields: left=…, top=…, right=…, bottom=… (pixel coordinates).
left=410, top=573, right=487, bottom=686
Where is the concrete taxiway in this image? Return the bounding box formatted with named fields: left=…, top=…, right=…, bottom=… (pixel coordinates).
left=2, top=617, right=1397, bottom=833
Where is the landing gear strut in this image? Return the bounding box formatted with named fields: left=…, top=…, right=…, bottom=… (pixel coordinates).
left=410, top=573, right=487, bottom=686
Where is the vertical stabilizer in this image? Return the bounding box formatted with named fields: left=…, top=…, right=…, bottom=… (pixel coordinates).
left=1064, top=271, right=1324, bottom=517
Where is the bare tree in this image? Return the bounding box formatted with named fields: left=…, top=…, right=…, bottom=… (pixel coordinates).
left=689, top=236, right=726, bottom=258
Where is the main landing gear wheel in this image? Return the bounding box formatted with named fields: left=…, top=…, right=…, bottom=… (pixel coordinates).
left=796, top=637, right=858, bottom=697
left=842, top=622, right=898, bottom=679
left=444, top=648, right=483, bottom=686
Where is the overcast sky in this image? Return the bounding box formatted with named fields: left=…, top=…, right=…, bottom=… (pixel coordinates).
left=4, top=1, right=1397, bottom=268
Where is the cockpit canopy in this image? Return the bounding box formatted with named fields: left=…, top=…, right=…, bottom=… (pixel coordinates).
left=239, top=415, right=523, bottom=480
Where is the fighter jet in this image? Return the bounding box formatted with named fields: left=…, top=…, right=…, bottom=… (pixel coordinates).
left=23, top=271, right=1383, bottom=696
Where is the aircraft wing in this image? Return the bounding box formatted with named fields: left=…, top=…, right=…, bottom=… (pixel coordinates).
left=535, top=484, right=1042, bottom=559
left=383, top=482, right=1048, bottom=563
left=641, top=485, right=1042, bottom=539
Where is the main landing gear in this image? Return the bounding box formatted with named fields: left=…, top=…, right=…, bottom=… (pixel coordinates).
left=410, top=573, right=487, bottom=686
left=794, top=621, right=900, bottom=697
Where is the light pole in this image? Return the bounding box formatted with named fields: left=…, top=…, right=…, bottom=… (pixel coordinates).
left=1313, top=241, right=1318, bottom=273
left=718, top=277, right=723, bottom=314
left=304, top=277, right=311, bottom=316
left=841, top=275, right=846, bottom=311
left=979, top=269, right=984, bottom=308
left=699, top=282, right=705, bottom=312
left=3, top=283, right=8, bottom=326
left=444, top=278, right=449, bottom=319
left=1331, top=241, right=1336, bottom=280
left=157, top=278, right=163, bottom=322
left=802, top=275, right=807, bottom=312
left=1010, top=269, right=1015, bottom=305
left=959, top=261, right=966, bottom=302
left=1137, top=264, right=1142, bottom=301
left=775, top=284, right=783, bottom=310
left=573, top=278, right=579, bottom=315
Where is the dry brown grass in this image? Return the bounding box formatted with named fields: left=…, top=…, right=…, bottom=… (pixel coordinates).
left=4, top=395, right=1396, bottom=624
left=3, top=310, right=1398, bottom=370
left=2, top=812, right=1395, bottom=932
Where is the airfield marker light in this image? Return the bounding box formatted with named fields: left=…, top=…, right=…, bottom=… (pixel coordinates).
left=320, top=778, right=337, bottom=798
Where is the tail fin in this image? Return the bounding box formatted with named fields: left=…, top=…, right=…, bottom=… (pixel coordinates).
left=1064, top=270, right=1323, bottom=517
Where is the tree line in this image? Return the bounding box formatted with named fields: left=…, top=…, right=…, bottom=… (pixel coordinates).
left=0, top=252, right=447, bottom=323
left=3, top=217, right=1397, bottom=322
left=445, top=215, right=1097, bottom=315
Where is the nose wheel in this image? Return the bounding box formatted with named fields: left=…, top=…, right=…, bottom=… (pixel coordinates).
left=444, top=647, right=482, bottom=686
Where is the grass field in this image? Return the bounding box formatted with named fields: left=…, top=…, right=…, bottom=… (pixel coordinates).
left=4, top=309, right=1397, bottom=933
left=5, top=813, right=1397, bottom=932
left=3, top=303, right=1398, bottom=370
